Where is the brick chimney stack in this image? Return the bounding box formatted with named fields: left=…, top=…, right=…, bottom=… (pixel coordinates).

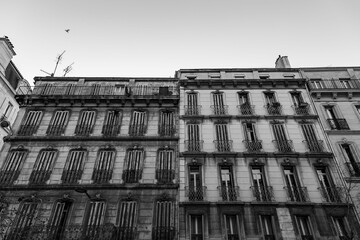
left=275, top=55, right=291, bottom=68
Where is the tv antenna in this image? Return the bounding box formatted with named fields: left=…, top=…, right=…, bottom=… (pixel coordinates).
left=63, top=62, right=75, bottom=76
left=40, top=50, right=66, bottom=77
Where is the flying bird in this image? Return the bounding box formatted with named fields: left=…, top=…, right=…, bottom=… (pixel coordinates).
left=65, top=29, right=70, bottom=33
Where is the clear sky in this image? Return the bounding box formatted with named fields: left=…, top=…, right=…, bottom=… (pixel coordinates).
left=2, top=0, right=360, bottom=83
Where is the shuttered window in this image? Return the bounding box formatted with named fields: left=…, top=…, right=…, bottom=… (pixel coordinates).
left=159, top=111, right=175, bottom=136
left=301, top=124, right=323, bottom=152
left=13, top=201, right=38, bottom=230
left=117, top=201, right=137, bottom=240
left=214, top=123, right=230, bottom=151
left=29, top=149, right=57, bottom=184
left=295, top=216, right=313, bottom=239
left=212, top=92, right=226, bottom=115
left=75, top=110, right=96, bottom=135
left=153, top=201, right=175, bottom=240
left=264, top=92, right=277, bottom=104
left=341, top=144, right=360, bottom=176
left=260, top=215, right=275, bottom=239
left=49, top=200, right=72, bottom=240
left=47, top=110, right=69, bottom=135
left=129, top=111, right=147, bottom=136
left=272, top=123, right=292, bottom=152
left=186, top=92, right=200, bottom=115
left=102, top=110, right=122, bottom=136
left=0, top=149, right=28, bottom=184
left=186, top=124, right=201, bottom=151
left=156, top=149, right=175, bottom=183
left=224, top=215, right=239, bottom=239
left=61, top=149, right=86, bottom=183
left=85, top=201, right=106, bottom=237
left=122, top=148, right=144, bottom=183
left=18, top=110, right=43, bottom=135
left=187, top=93, right=198, bottom=107
left=92, top=150, right=115, bottom=183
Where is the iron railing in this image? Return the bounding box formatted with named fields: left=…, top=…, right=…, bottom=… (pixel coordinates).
left=92, top=169, right=113, bottom=184
left=213, top=140, right=233, bottom=152
left=284, top=186, right=309, bottom=202
left=128, top=125, right=146, bottom=136
left=115, top=227, right=137, bottom=240
left=243, top=140, right=262, bottom=152
left=184, top=106, right=202, bottom=116
left=308, top=79, right=360, bottom=90
left=217, top=186, right=239, bottom=201
left=102, top=125, right=120, bottom=136
left=237, top=104, right=255, bottom=115
left=122, top=170, right=142, bottom=183
left=318, top=186, right=344, bottom=203
left=29, top=170, right=52, bottom=184
left=273, top=140, right=294, bottom=152
left=210, top=105, right=229, bottom=115
left=327, top=119, right=350, bottom=130
left=185, top=186, right=207, bottom=201
left=61, top=170, right=83, bottom=184
left=152, top=226, right=175, bottom=240
left=0, top=170, right=20, bottom=185
left=303, top=140, right=325, bottom=152
left=158, top=125, right=176, bottom=137
left=292, top=104, right=311, bottom=115
left=250, top=186, right=274, bottom=202
left=346, top=162, right=360, bottom=177
left=46, top=125, right=66, bottom=136
left=191, top=234, right=203, bottom=240
left=185, top=140, right=203, bottom=152
left=265, top=104, right=282, bottom=115
left=74, top=124, right=93, bottom=136
left=155, top=169, right=175, bottom=184
left=17, top=124, right=38, bottom=136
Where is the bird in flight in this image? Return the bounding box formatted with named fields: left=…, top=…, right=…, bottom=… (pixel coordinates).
left=65, top=29, right=70, bottom=33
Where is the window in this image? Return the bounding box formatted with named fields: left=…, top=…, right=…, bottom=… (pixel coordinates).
left=129, top=110, right=147, bottom=136
left=4, top=102, right=13, bottom=118
left=159, top=110, right=175, bottom=136
left=18, top=110, right=43, bottom=135
left=264, top=92, right=281, bottom=115
left=214, top=123, right=231, bottom=152
left=187, top=165, right=204, bottom=201
left=291, top=92, right=309, bottom=115
left=61, top=149, right=86, bottom=184
left=315, top=167, right=341, bottom=202
left=332, top=217, right=350, bottom=239
left=75, top=110, right=96, bottom=135
left=211, top=92, right=227, bottom=115
left=92, top=149, right=115, bottom=183
left=49, top=199, right=72, bottom=240
left=301, top=123, right=323, bottom=152
left=153, top=201, right=175, bottom=240
left=186, top=123, right=201, bottom=152
left=29, top=149, right=57, bottom=184
left=219, top=165, right=237, bottom=201
left=238, top=92, right=252, bottom=115
left=102, top=110, right=122, bottom=136
left=283, top=166, right=307, bottom=202
left=272, top=123, right=292, bottom=152
left=186, top=92, right=200, bottom=115
left=122, top=147, right=144, bottom=183
left=117, top=201, right=137, bottom=240
left=47, top=110, right=70, bottom=136
left=290, top=92, right=304, bottom=106
left=260, top=215, right=276, bottom=240
left=156, top=148, right=175, bottom=184
left=294, top=216, right=314, bottom=240
left=251, top=166, right=271, bottom=201
left=190, top=215, right=203, bottom=240
left=224, top=215, right=239, bottom=240
left=85, top=200, right=106, bottom=238
left=243, top=122, right=262, bottom=152
left=324, top=106, right=349, bottom=130
left=0, top=149, right=28, bottom=184
left=341, top=144, right=360, bottom=177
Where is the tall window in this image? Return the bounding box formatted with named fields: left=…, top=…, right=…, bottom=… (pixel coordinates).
left=264, top=92, right=281, bottom=115
left=102, top=110, right=122, bottom=136
left=153, top=200, right=175, bottom=240
left=315, top=167, right=340, bottom=202
left=332, top=217, right=350, bottom=239
left=85, top=200, right=106, bottom=237
left=291, top=92, right=309, bottom=115
left=224, top=215, right=239, bottom=240
left=301, top=123, right=323, bottom=152
left=214, top=123, right=231, bottom=152
left=243, top=122, right=262, bottom=152
left=49, top=199, right=72, bottom=240
left=324, top=106, right=349, bottom=130
left=186, top=123, right=201, bottom=152
left=212, top=92, right=226, bottom=115
left=0, top=149, right=28, bottom=184
left=341, top=144, right=360, bottom=177
left=290, top=92, right=304, bottom=106
left=156, top=148, right=175, bottom=184
left=61, top=149, right=86, bottom=184
left=251, top=166, right=271, bottom=201
left=92, top=149, right=115, bottom=183
left=129, top=110, right=147, bottom=136
left=295, top=216, right=314, bottom=240
left=219, top=165, right=237, bottom=201
left=238, top=92, right=252, bottom=115
left=264, top=92, right=277, bottom=104
left=188, top=165, right=203, bottom=201
left=4, top=102, right=13, bottom=118
left=29, top=149, right=57, bottom=184
left=75, top=110, right=96, bottom=136
left=117, top=201, right=137, bottom=240
left=283, top=166, right=307, bottom=202
left=260, top=215, right=276, bottom=240
left=186, top=92, right=200, bottom=115
left=122, top=147, right=144, bottom=183
left=272, top=123, right=292, bottom=152
left=190, top=215, right=203, bottom=240
left=159, top=110, right=175, bottom=136
left=18, top=110, right=43, bottom=135
left=47, top=110, right=70, bottom=136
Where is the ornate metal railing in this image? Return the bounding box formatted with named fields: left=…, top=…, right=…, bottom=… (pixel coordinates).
left=128, top=125, right=146, bottom=136
left=210, top=105, right=229, bottom=115
left=284, top=186, right=310, bottom=202
left=74, top=124, right=93, bottom=136
left=155, top=169, right=175, bottom=184
left=122, top=170, right=142, bottom=183
left=237, top=104, right=255, bottom=115
left=318, top=186, right=344, bottom=203
left=92, top=169, right=113, bottom=184
left=265, top=104, right=282, bottom=115
left=29, top=170, right=52, bottom=184
left=292, top=104, right=311, bottom=115
left=102, top=125, right=120, bottom=136
left=115, top=227, right=137, bottom=240
left=327, top=119, right=350, bottom=130
left=158, top=125, right=176, bottom=137
left=346, top=162, right=360, bottom=177
left=217, top=186, right=239, bottom=201
left=308, top=79, right=360, bottom=90
left=250, top=186, right=274, bottom=202
left=184, top=106, right=202, bottom=116
left=61, top=170, right=83, bottom=184
left=0, top=170, right=20, bottom=185
left=184, top=140, right=203, bottom=152
left=273, top=140, right=294, bottom=152
left=17, top=124, right=38, bottom=136
left=213, top=140, right=233, bottom=152
left=46, top=125, right=66, bottom=136
left=243, top=140, right=262, bottom=152
left=303, top=140, right=325, bottom=152
left=152, top=226, right=175, bottom=240
left=185, top=186, right=207, bottom=201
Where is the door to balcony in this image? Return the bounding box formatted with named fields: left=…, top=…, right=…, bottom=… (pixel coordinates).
left=220, top=166, right=236, bottom=201
left=49, top=200, right=72, bottom=240
left=189, top=166, right=203, bottom=201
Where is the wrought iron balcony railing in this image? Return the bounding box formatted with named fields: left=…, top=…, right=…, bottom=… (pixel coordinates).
left=284, top=186, right=310, bottom=202
left=213, top=140, right=233, bottom=152
left=158, top=125, right=176, bottom=137
left=303, top=140, right=326, bottom=153
left=265, top=103, right=282, bottom=115
left=345, top=162, right=360, bottom=177
left=122, top=169, right=142, bottom=183
left=92, top=169, right=113, bottom=184
left=115, top=227, right=137, bottom=240
left=128, top=124, right=146, bottom=136
left=318, top=186, right=344, bottom=203
left=74, top=124, right=93, bottom=136
left=250, top=186, right=274, bottom=202
left=273, top=140, right=294, bottom=152
left=327, top=119, right=350, bottom=130
left=61, top=170, right=83, bottom=184
left=210, top=105, right=229, bottom=115
left=0, top=170, right=20, bottom=185
left=184, top=105, right=202, bottom=116
left=155, top=169, right=175, bottom=184
left=46, top=125, right=66, bottom=136
left=185, top=186, right=207, bottom=201
left=17, top=124, right=38, bottom=136
left=184, top=140, right=203, bottom=152
left=191, top=234, right=203, bottom=240
left=152, top=226, right=175, bottom=240
left=292, top=104, right=311, bottom=115
left=227, top=234, right=240, bottom=240
left=243, top=140, right=263, bottom=152
left=308, top=79, right=360, bottom=90
left=237, top=104, right=255, bottom=115
left=102, top=125, right=120, bottom=136
left=217, top=186, right=239, bottom=201
left=29, top=170, right=52, bottom=184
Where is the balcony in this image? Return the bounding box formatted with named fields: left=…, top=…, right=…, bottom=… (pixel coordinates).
left=46, top=125, right=66, bottom=136
left=243, top=140, right=262, bottom=152
left=61, top=170, right=83, bottom=184
left=158, top=125, right=176, bottom=137
left=213, top=140, right=233, bottom=152
left=191, top=234, right=203, bottom=240
left=265, top=103, right=282, bottom=115
left=102, top=125, right=120, bottom=136
left=0, top=170, right=20, bottom=185
left=74, top=124, right=93, bottom=136
left=185, top=186, right=207, bottom=201
left=250, top=186, right=274, bottom=202
left=237, top=104, right=255, bottom=115
left=227, top=234, right=240, bottom=240
left=210, top=105, right=229, bottom=115
left=184, top=140, right=203, bottom=152
left=29, top=170, right=52, bottom=184
left=308, top=79, right=360, bottom=90
left=128, top=124, right=146, bottom=136
left=17, top=124, right=38, bottom=136
left=217, top=186, right=239, bottom=201
left=184, top=105, right=202, bottom=116
left=327, top=119, right=350, bottom=130
left=155, top=169, right=175, bottom=184
left=92, top=169, right=113, bottom=184
left=284, top=186, right=310, bottom=202
left=152, top=226, right=175, bottom=240
left=318, top=186, right=344, bottom=203
left=346, top=162, right=360, bottom=177
left=292, top=103, right=311, bottom=115
left=273, top=140, right=294, bottom=153
left=122, top=169, right=142, bottom=183
left=115, top=227, right=137, bottom=240
left=303, top=140, right=326, bottom=153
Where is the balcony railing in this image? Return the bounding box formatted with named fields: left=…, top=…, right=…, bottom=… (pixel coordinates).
left=46, top=125, right=66, bottom=136
left=191, top=234, right=203, bottom=240
left=210, top=105, right=229, bottom=115
left=29, top=170, right=52, bottom=184
left=102, top=125, right=120, bottom=136
left=308, top=79, right=360, bottom=90
left=237, top=104, right=255, bottom=115
left=74, top=124, right=93, bottom=136
left=152, top=226, right=175, bottom=240
left=155, top=169, right=175, bottom=184
left=213, top=140, right=233, bottom=152
left=346, top=162, right=360, bottom=177
left=303, top=140, right=325, bottom=152
left=92, top=169, right=113, bottom=184
left=0, top=170, right=20, bottom=185
left=243, top=140, right=263, bottom=152
left=128, top=125, right=146, bottom=136
left=184, top=140, right=203, bottom=152
left=185, top=186, right=207, bottom=201
left=122, top=169, right=142, bottom=183
left=61, top=170, right=83, bottom=184
left=17, top=124, right=38, bottom=136
left=227, top=234, right=240, bottom=240
left=284, top=186, right=309, bottom=202
left=292, top=103, right=311, bottom=115
left=327, top=119, right=350, bottom=130
left=250, top=186, right=274, bottom=202
left=158, top=125, right=176, bottom=137
left=115, top=227, right=137, bottom=240
left=217, top=186, right=239, bottom=201
left=318, top=186, right=344, bottom=203
left=184, top=105, right=202, bottom=116
left=273, top=140, right=294, bottom=152
left=265, top=103, right=282, bottom=115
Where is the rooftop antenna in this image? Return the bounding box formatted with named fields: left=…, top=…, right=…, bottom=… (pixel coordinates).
left=63, top=62, right=74, bottom=76
left=40, top=50, right=65, bottom=77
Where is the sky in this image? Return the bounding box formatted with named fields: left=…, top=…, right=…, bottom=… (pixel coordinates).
left=1, top=0, right=360, bottom=84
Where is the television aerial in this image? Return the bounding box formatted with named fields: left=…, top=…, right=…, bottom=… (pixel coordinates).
left=63, top=62, right=75, bottom=76
left=40, top=51, right=66, bottom=77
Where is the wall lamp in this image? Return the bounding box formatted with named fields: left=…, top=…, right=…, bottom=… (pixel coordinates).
left=75, top=188, right=91, bottom=199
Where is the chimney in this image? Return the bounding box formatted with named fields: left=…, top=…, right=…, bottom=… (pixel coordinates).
left=275, top=55, right=291, bottom=68
left=0, top=36, right=16, bottom=76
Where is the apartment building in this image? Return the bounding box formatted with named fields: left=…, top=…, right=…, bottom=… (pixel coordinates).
left=0, top=77, right=179, bottom=240
left=176, top=58, right=359, bottom=240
